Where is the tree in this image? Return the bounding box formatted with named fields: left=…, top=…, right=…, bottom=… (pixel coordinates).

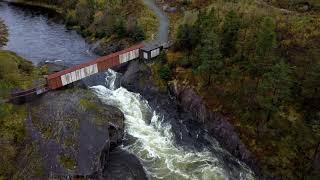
left=257, top=60, right=293, bottom=123
left=159, top=65, right=172, bottom=81
left=197, top=29, right=223, bottom=86
left=256, top=17, right=277, bottom=59
left=114, top=18, right=127, bottom=38
left=175, top=24, right=199, bottom=51
left=302, top=63, right=320, bottom=100
left=221, top=10, right=241, bottom=57
left=249, top=17, right=277, bottom=93
left=128, top=24, right=145, bottom=42
left=193, top=8, right=223, bottom=86
left=156, top=51, right=168, bottom=64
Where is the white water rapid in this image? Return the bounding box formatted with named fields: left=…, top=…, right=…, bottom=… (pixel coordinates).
left=90, top=70, right=255, bottom=180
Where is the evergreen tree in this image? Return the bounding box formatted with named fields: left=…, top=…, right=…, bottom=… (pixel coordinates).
left=256, top=17, right=277, bottom=59
left=195, top=8, right=223, bottom=86
left=197, top=29, right=223, bottom=86
left=249, top=16, right=277, bottom=92
left=302, top=63, right=320, bottom=100
left=258, top=60, right=292, bottom=122
left=221, top=10, right=241, bottom=57
left=175, top=24, right=199, bottom=51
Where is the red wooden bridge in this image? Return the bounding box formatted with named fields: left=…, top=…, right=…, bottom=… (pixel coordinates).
left=10, top=43, right=163, bottom=103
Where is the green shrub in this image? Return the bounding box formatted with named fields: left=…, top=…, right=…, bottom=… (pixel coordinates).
left=65, top=10, right=77, bottom=26
left=159, top=65, right=172, bottom=81
left=156, top=51, right=168, bottom=64
left=129, top=25, right=146, bottom=42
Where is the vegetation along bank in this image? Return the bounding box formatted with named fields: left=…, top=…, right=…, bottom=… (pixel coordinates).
left=149, top=0, right=320, bottom=179
left=19, top=0, right=159, bottom=55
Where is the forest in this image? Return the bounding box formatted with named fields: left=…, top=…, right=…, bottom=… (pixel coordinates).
left=150, top=0, right=320, bottom=179
left=20, top=0, right=158, bottom=44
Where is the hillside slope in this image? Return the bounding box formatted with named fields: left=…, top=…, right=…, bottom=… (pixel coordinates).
left=152, top=0, right=320, bottom=179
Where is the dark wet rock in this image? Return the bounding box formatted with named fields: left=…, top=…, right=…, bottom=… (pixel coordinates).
left=38, top=61, right=71, bottom=74
left=162, top=4, right=178, bottom=13
left=120, top=61, right=261, bottom=178
left=103, top=147, right=147, bottom=180
left=29, top=87, right=125, bottom=177
left=168, top=81, right=260, bottom=174
left=297, top=2, right=311, bottom=12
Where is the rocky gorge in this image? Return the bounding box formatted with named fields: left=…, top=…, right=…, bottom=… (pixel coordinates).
left=117, top=60, right=258, bottom=178
left=27, top=76, right=147, bottom=179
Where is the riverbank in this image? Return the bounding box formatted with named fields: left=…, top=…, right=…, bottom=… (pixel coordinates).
left=0, top=50, right=45, bottom=178
left=12, top=0, right=158, bottom=56
left=3, top=0, right=62, bottom=13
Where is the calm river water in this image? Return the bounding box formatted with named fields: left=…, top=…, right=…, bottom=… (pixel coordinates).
left=0, top=1, right=97, bottom=64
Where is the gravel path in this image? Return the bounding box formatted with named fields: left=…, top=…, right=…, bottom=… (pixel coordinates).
left=142, top=0, right=169, bottom=44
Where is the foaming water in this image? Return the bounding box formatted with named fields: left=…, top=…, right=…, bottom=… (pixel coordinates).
left=91, top=70, right=255, bottom=180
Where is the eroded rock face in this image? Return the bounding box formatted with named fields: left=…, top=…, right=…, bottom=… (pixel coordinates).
left=29, top=87, right=124, bottom=177
left=168, top=81, right=259, bottom=174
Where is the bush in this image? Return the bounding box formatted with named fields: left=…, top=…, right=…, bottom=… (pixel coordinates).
left=159, top=65, right=172, bottom=81
left=129, top=25, right=146, bottom=42
left=65, top=10, right=77, bottom=26
left=156, top=51, right=168, bottom=64
left=114, top=19, right=127, bottom=38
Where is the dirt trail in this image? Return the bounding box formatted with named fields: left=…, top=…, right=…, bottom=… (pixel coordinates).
left=142, top=0, right=169, bottom=44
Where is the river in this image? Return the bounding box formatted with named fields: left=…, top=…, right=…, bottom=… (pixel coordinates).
left=0, top=2, right=255, bottom=179
left=0, top=1, right=97, bottom=64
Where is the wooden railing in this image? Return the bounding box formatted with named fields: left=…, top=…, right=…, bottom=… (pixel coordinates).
left=10, top=84, right=49, bottom=102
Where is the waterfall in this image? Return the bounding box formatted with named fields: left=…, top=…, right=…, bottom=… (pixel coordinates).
left=90, top=69, right=255, bottom=180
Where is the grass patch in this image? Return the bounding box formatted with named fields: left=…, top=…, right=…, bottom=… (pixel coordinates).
left=63, top=137, right=76, bottom=148
left=0, top=51, right=45, bottom=179
left=58, top=154, right=77, bottom=171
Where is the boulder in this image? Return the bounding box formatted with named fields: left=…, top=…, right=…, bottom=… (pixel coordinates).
left=29, top=87, right=124, bottom=177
